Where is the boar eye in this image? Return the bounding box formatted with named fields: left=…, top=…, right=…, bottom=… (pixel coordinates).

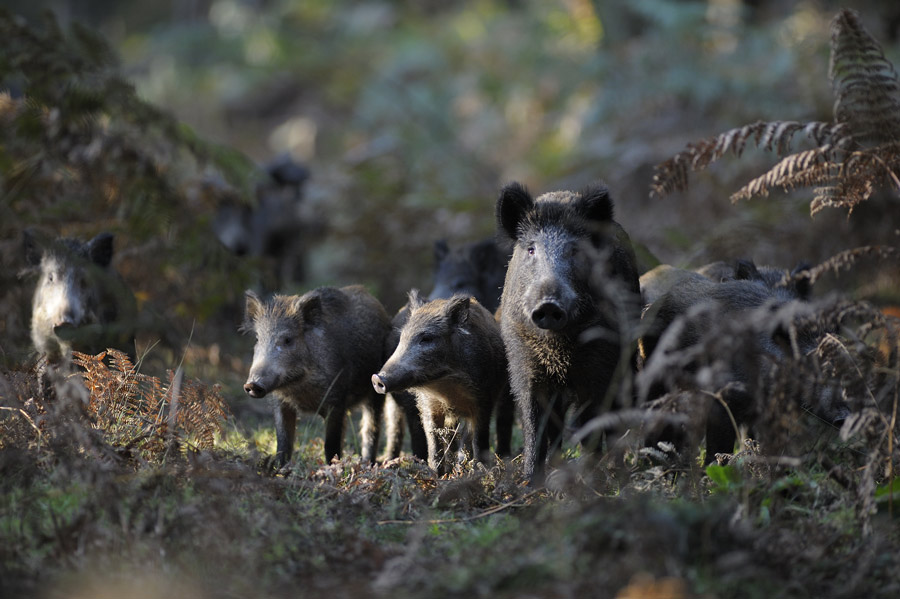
left=47, top=273, right=54, bottom=283
left=527, top=246, right=535, bottom=256
left=418, top=334, right=436, bottom=345
left=282, top=336, right=294, bottom=347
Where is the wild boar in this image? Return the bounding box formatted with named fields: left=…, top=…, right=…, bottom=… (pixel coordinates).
left=242, top=285, right=391, bottom=465
left=373, top=292, right=509, bottom=474
left=496, top=181, right=642, bottom=483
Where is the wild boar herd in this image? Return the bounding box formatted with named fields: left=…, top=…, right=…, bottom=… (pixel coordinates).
left=25, top=179, right=849, bottom=483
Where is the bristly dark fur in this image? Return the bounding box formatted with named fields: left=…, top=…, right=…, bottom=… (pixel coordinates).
left=576, top=181, right=614, bottom=222
left=497, top=181, right=614, bottom=244
left=242, top=287, right=350, bottom=333
left=497, top=180, right=640, bottom=483
left=23, top=229, right=115, bottom=270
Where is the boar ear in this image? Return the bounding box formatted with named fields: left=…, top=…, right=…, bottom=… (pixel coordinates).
left=771, top=321, right=795, bottom=357
left=433, top=239, right=449, bottom=264
left=298, top=295, right=324, bottom=324
left=791, top=262, right=813, bottom=301
left=497, top=182, right=533, bottom=241
left=447, top=295, right=471, bottom=325
left=733, top=259, right=760, bottom=281
left=407, top=289, right=426, bottom=310
left=23, top=228, right=43, bottom=266
left=87, top=233, right=115, bottom=268
left=242, top=290, right=264, bottom=331
left=575, top=182, right=613, bottom=223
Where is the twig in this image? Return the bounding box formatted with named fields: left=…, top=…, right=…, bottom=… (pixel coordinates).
left=376, top=490, right=543, bottom=525
left=0, top=405, right=43, bottom=438
left=889, top=368, right=898, bottom=518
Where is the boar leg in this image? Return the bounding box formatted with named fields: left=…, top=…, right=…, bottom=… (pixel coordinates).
left=473, top=398, right=493, bottom=464
left=323, top=406, right=346, bottom=463
left=382, top=395, right=406, bottom=460
left=359, top=392, right=384, bottom=464
left=384, top=390, right=428, bottom=461
left=517, top=383, right=564, bottom=484
left=418, top=397, right=449, bottom=473
left=398, top=390, right=428, bottom=460
left=274, top=403, right=298, bottom=466
left=704, top=386, right=752, bottom=464
left=494, top=389, right=515, bottom=458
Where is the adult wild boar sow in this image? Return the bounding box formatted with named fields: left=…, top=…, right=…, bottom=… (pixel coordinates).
left=25, top=229, right=136, bottom=362
left=372, top=292, right=510, bottom=474
left=242, top=285, right=392, bottom=466
left=496, top=181, right=641, bottom=482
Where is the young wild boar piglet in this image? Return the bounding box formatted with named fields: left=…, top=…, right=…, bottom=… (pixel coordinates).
left=242, top=285, right=391, bottom=466
left=372, top=291, right=509, bottom=474
left=381, top=238, right=514, bottom=462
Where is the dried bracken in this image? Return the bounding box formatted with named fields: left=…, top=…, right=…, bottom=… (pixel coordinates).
left=72, top=349, right=231, bottom=457
left=652, top=9, right=900, bottom=215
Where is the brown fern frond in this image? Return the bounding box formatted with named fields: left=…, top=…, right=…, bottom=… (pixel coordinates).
left=830, top=9, right=900, bottom=147
left=107, top=348, right=135, bottom=376
left=652, top=8, right=900, bottom=213
left=808, top=186, right=848, bottom=214
left=730, top=147, right=835, bottom=202
left=802, top=246, right=900, bottom=286
left=771, top=162, right=841, bottom=195
left=72, top=350, right=108, bottom=412
left=651, top=121, right=838, bottom=197
left=170, top=377, right=230, bottom=450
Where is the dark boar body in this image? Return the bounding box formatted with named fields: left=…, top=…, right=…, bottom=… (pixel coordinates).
left=496, top=181, right=641, bottom=483
left=429, top=238, right=510, bottom=313
left=639, top=265, right=707, bottom=308
left=696, top=258, right=813, bottom=300
left=242, top=285, right=391, bottom=465
left=640, top=272, right=844, bottom=463
left=641, top=259, right=812, bottom=310
left=213, top=155, right=313, bottom=289
left=373, top=292, right=509, bottom=474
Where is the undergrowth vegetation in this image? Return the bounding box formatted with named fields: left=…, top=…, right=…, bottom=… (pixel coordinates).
left=652, top=9, right=900, bottom=215
left=1, top=3, right=899, bottom=599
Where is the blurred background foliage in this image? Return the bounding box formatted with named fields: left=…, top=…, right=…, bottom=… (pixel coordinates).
left=1, top=0, right=899, bottom=384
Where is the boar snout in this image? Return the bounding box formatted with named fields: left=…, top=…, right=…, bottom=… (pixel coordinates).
left=531, top=300, right=568, bottom=330
left=244, top=381, right=268, bottom=398
left=371, top=373, right=389, bottom=395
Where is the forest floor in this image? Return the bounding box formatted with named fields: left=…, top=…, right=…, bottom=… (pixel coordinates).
left=2, top=352, right=899, bottom=599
